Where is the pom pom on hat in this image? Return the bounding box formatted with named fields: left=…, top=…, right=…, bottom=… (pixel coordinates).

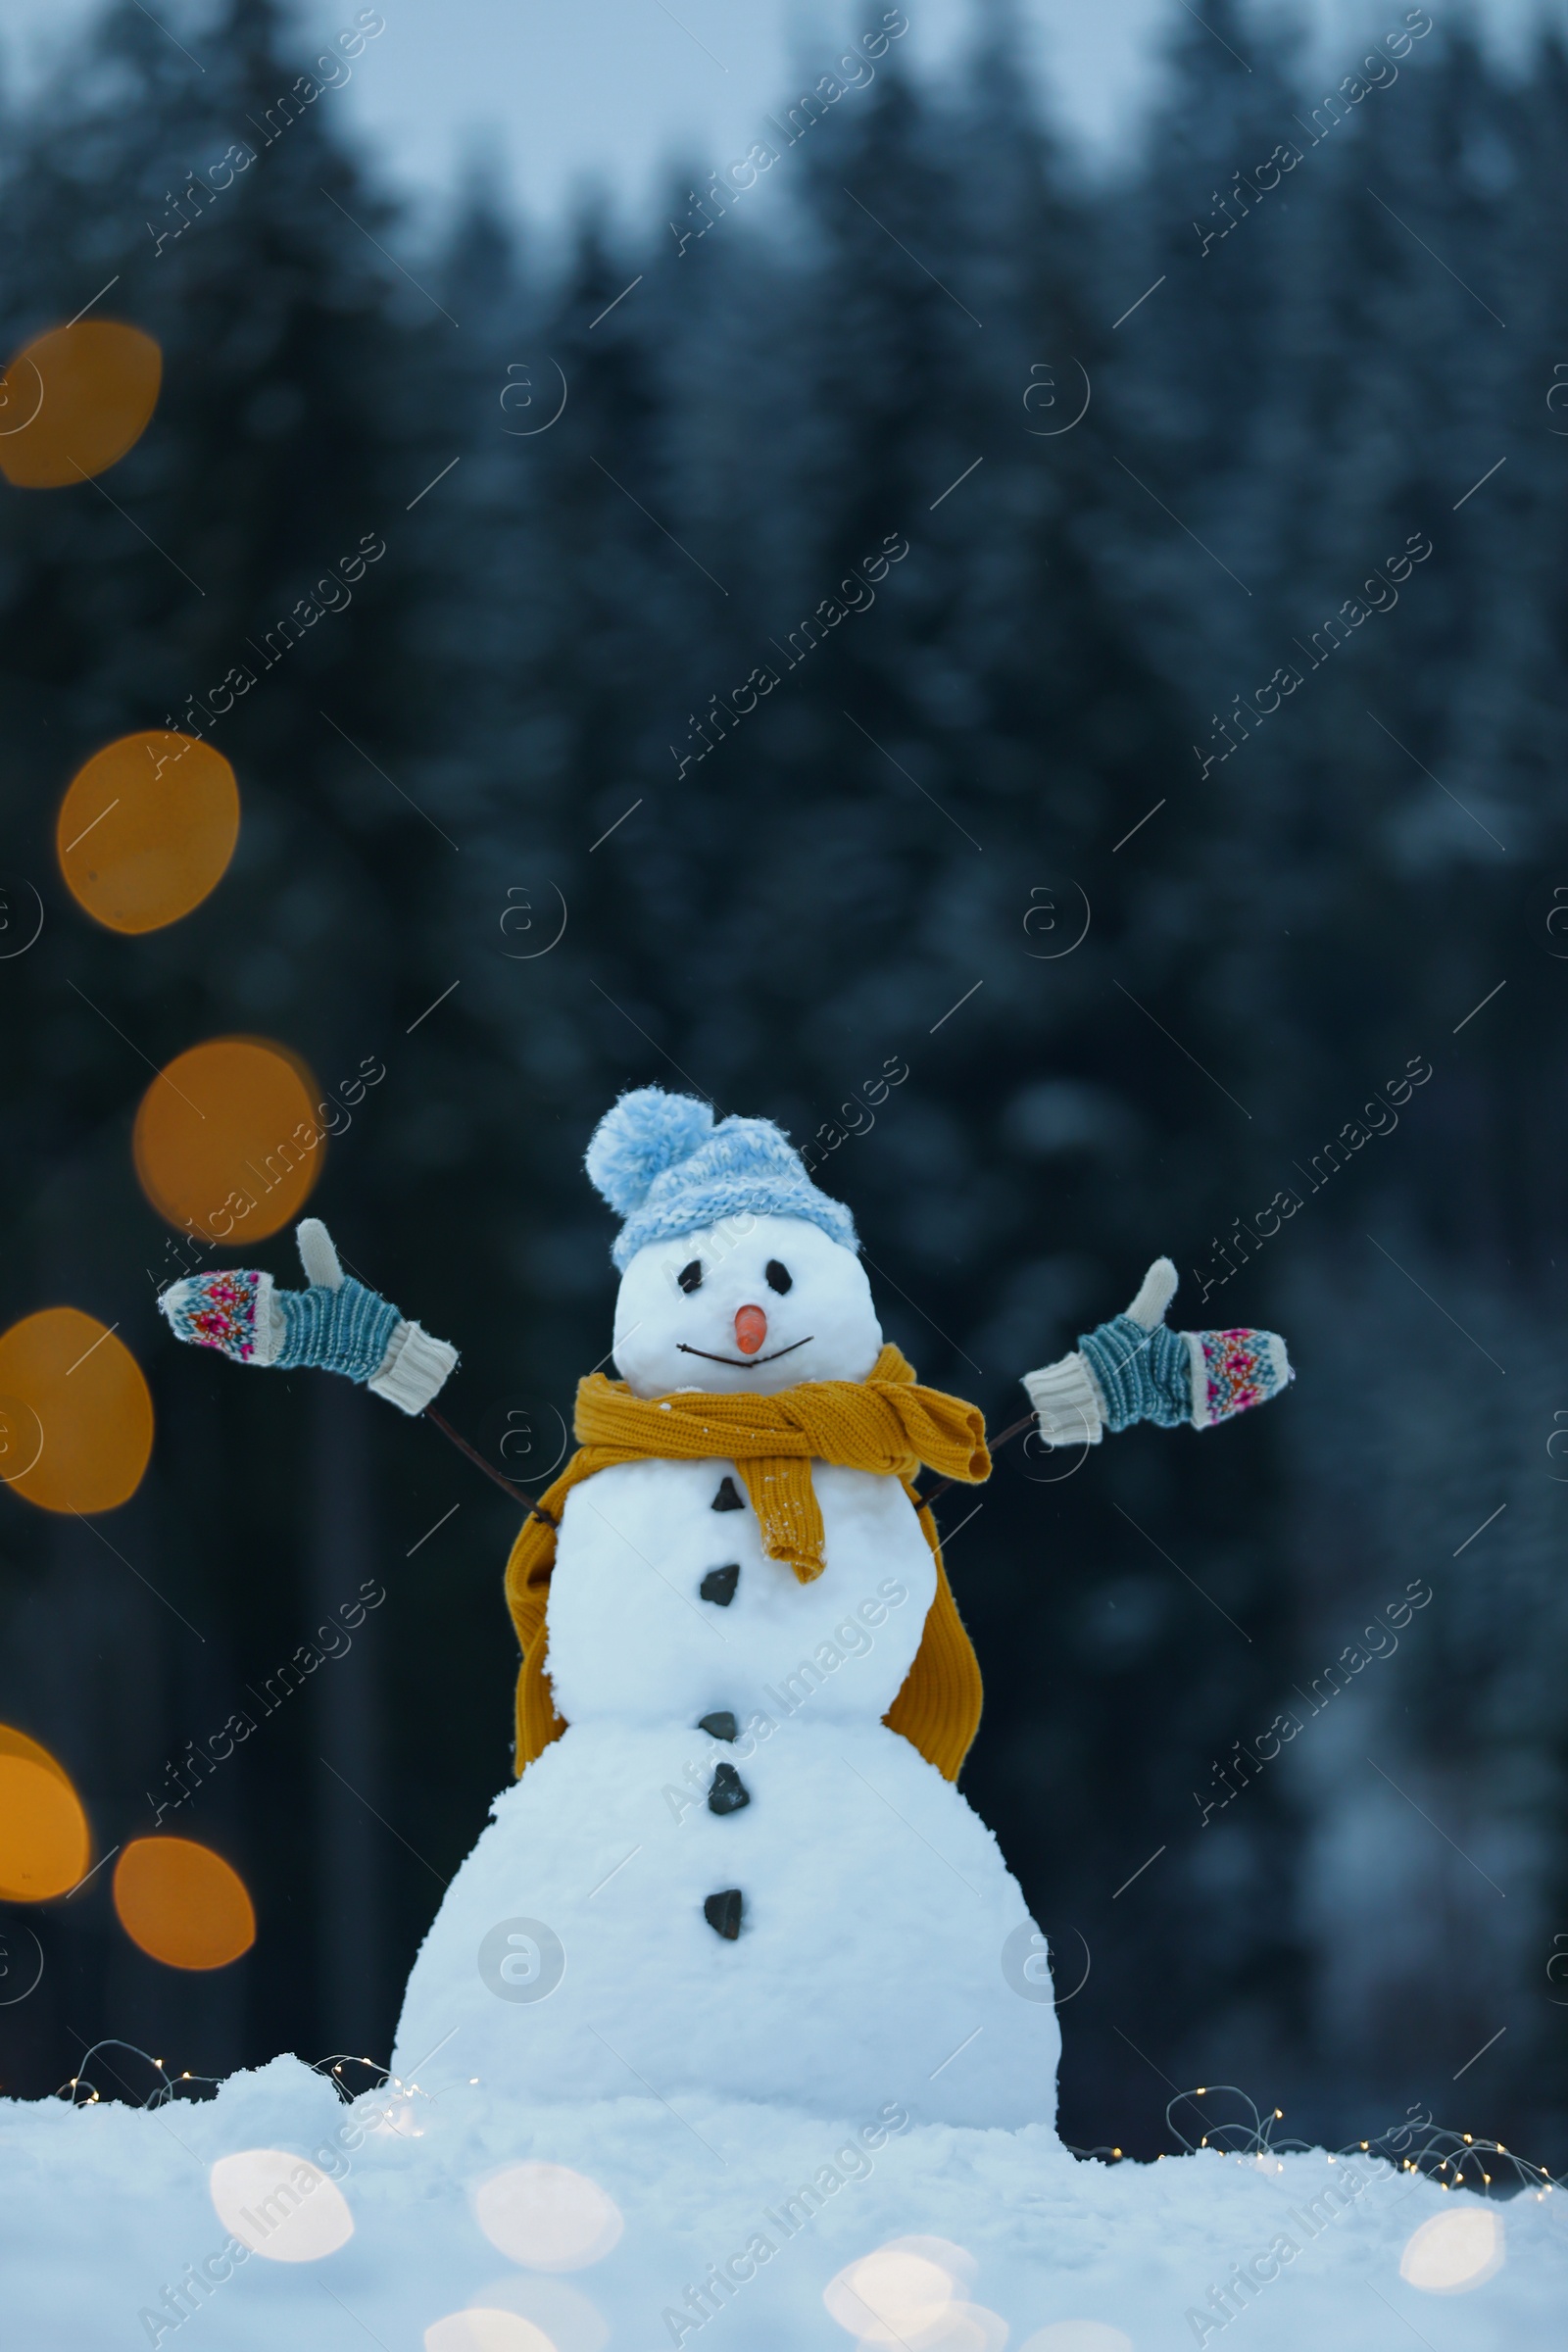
left=585, top=1085, right=858, bottom=1269
left=585, top=1087, right=714, bottom=1215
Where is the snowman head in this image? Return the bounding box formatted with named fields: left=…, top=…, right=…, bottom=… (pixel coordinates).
left=612, top=1213, right=881, bottom=1396
left=586, top=1089, right=882, bottom=1398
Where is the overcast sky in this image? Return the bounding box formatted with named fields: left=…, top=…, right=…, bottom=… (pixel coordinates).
left=3, top=0, right=1546, bottom=228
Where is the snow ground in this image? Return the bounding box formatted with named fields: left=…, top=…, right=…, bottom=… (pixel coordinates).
left=2, top=2056, right=1563, bottom=2350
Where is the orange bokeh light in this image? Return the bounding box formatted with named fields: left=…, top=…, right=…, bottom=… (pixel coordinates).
left=133, top=1036, right=325, bottom=1242
left=58, top=733, right=239, bottom=934
left=0, top=1307, right=154, bottom=1514
left=0, top=1726, right=90, bottom=1901
left=0, top=320, right=162, bottom=488
left=114, top=1837, right=256, bottom=1970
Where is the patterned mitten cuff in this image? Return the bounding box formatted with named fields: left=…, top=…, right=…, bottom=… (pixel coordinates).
left=1021, top=1256, right=1292, bottom=1440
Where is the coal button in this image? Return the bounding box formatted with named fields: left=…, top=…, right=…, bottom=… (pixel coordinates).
left=698, top=1711, right=739, bottom=1741
left=710, top=1476, right=744, bottom=1512
left=700, top=1564, right=739, bottom=1606
left=708, top=1763, right=750, bottom=1815
left=704, top=1887, right=743, bottom=1939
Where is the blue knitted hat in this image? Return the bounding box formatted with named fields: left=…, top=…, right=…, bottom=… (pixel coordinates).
left=586, top=1087, right=859, bottom=1271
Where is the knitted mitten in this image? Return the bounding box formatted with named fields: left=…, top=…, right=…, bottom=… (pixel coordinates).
left=159, top=1219, right=458, bottom=1415
left=1022, top=1258, right=1291, bottom=1446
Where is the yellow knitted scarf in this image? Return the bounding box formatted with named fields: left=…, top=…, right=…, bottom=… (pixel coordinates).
left=504, top=1343, right=990, bottom=1783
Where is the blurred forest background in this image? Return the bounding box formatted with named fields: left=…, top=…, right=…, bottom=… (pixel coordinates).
left=3, top=0, right=1567, bottom=2168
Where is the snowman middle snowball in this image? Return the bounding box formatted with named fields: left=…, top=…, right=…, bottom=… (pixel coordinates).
left=550, top=1214, right=938, bottom=1735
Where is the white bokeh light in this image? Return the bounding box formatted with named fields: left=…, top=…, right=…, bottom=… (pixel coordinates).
left=208, top=2148, right=354, bottom=2263
left=1019, top=2326, right=1135, bottom=2352
left=473, top=2162, right=624, bottom=2272
left=423, top=2312, right=558, bottom=2352
left=1399, top=2205, right=1504, bottom=2293
left=824, top=2240, right=959, bottom=2348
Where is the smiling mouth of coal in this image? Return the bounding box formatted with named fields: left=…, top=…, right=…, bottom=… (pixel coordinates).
left=675, top=1337, right=813, bottom=1369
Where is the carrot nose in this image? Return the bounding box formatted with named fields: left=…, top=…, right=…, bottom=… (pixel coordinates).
left=734, top=1304, right=767, bottom=1355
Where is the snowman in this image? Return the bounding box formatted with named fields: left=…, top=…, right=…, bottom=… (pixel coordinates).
left=161, top=1087, right=1291, bottom=2130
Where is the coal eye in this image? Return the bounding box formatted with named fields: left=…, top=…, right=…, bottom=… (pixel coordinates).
left=677, top=1260, right=703, bottom=1295
left=765, top=1259, right=792, bottom=1295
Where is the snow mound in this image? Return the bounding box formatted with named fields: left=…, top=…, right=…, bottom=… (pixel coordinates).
left=2, top=2056, right=1562, bottom=2350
